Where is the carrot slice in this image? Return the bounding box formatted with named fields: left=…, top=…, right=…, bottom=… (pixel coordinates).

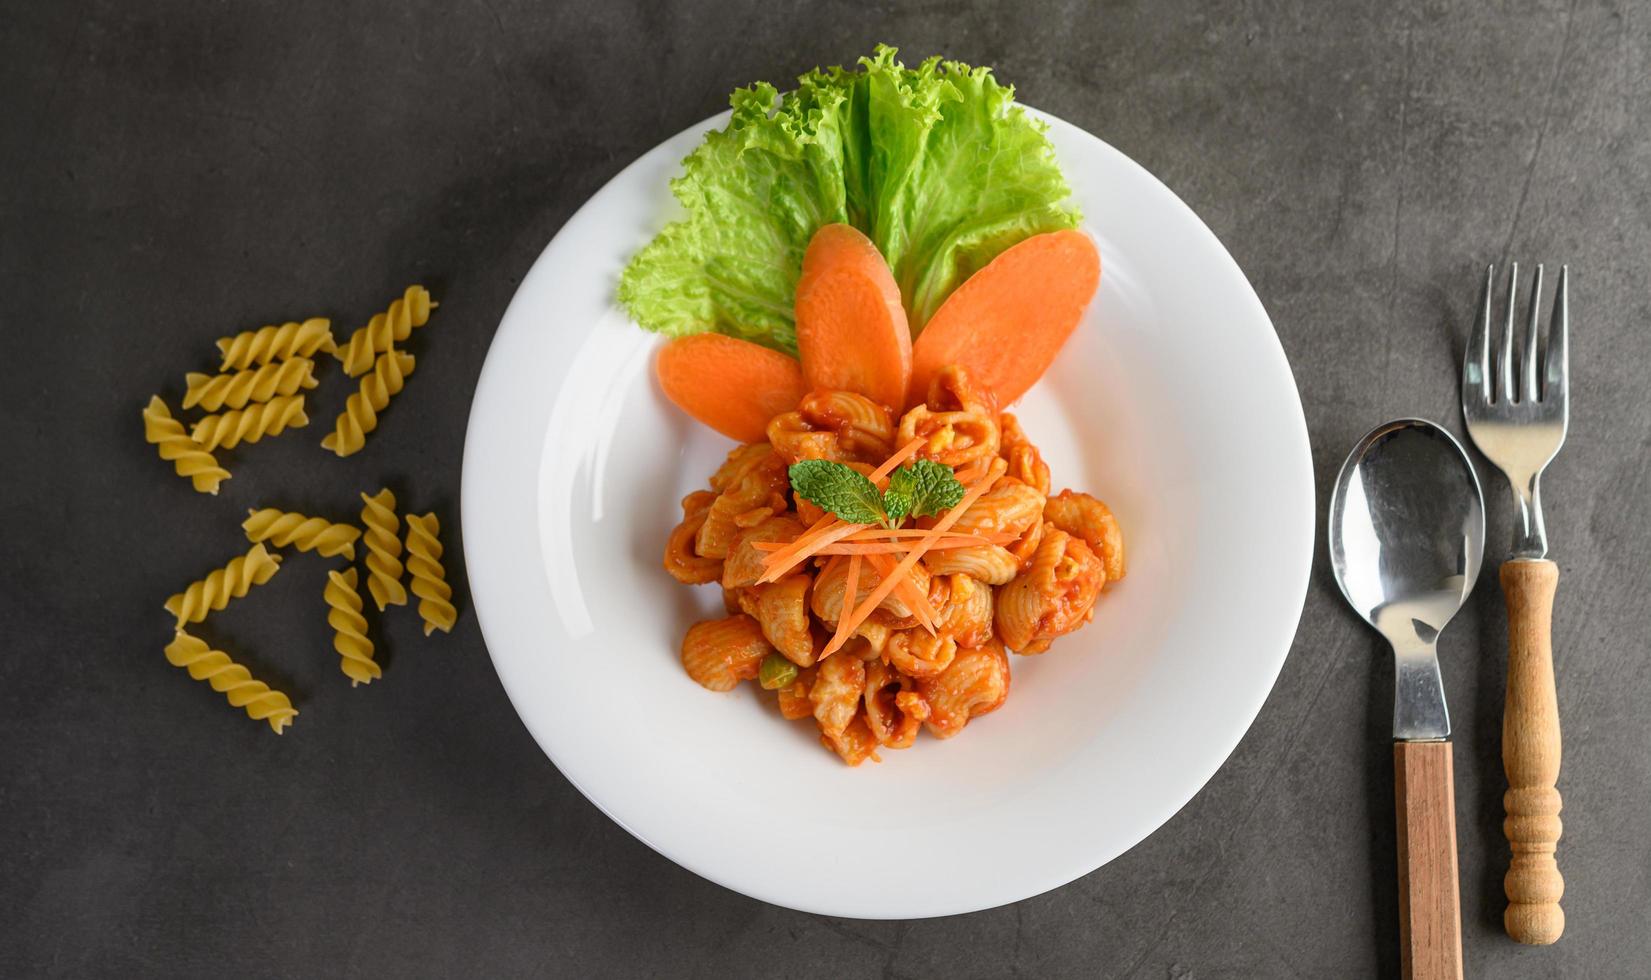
left=908, top=229, right=1101, bottom=409
left=795, top=224, right=912, bottom=411
left=656, top=334, right=807, bottom=443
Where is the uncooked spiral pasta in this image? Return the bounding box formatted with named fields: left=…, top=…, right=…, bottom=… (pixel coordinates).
left=164, top=543, right=282, bottom=626
left=404, top=512, right=456, bottom=636
left=190, top=394, right=309, bottom=450
left=324, top=567, right=379, bottom=686
left=359, top=488, right=407, bottom=610
left=242, top=508, right=361, bottom=559
left=337, top=285, right=436, bottom=377
left=142, top=395, right=230, bottom=495
left=320, top=350, right=415, bottom=457
left=183, top=356, right=318, bottom=411
left=215, top=317, right=335, bottom=371
left=165, top=630, right=298, bottom=733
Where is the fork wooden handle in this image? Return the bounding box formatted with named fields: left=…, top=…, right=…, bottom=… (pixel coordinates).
left=1501, top=558, right=1565, bottom=944
left=1394, top=740, right=1464, bottom=980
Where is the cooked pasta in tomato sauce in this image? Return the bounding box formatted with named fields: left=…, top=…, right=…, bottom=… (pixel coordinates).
left=663, top=365, right=1126, bottom=765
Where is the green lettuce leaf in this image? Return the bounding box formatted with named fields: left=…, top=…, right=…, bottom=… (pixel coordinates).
left=617, top=46, right=1079, bottom=353
left=616, top=81, right=851, bottom=354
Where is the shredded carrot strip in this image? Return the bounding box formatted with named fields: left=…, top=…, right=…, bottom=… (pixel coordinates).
left=838, top=527, right=1016, bottom=542
left=825, top=460, right=1005, bottom=655
left=758, top=520, right=865, bottom=583
left=759, top=511, right=837, bottom=570
left=753, top=537, right=1003, bottom=555
left=827, top=554, right=862, bottom=656
left=759, top=511, right=854, bottom=571
left=864, top=551, right=936, bottom=634
left=869, top=437, right=927, bottom=485
left=753, top=530, right=1010, bottom=550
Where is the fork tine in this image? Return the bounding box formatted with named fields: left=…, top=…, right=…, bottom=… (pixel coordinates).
left=1465, top=264, right=1493, bottom=402
left=1523, top=264, right=1544, bottom=402
left=1545, top=265, right=1569, bottom=400
left=1498, top=262, right=1518, bottom=403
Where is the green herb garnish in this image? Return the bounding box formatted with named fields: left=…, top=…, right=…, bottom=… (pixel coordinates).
left=789, top=458, right=966, bottom=528
left=885, top=459, right=967, bottom=521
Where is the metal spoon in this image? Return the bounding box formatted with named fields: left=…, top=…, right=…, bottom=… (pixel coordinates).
left=1329, top=418, right=1484, bottom=980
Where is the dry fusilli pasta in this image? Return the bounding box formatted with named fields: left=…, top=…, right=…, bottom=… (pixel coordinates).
left=324, top=567, right=379, bottom=686
left=242, top=508, right=361, bottom=559
left=321, top=350, right=415, bottom=457
left=404, top=512, right=456, bottom=636
left=359, top=489, right=407, bottom=610
left=183, top=356, right=318, bottom=411
left=190, top=394, right=309, bottom=450
left=164, top=543, right=282, bottom=626
left=165, top=630, right=298, bottom=733
left=216, top=317, right=335, bottom=371
left=337, top=285, right=436, bottom=377
left=142, top=395, right=230, bottom=494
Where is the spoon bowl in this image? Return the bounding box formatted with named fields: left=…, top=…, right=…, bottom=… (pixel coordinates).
left=1329, top=418, right=1485, bottom=739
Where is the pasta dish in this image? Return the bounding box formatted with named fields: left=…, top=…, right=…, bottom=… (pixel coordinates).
left=620, top=48, right=1124, bottom=765
left=664, top=367, right=1125, bottom=765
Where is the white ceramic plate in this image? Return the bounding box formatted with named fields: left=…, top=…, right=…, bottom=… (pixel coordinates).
left=461, top=109, right=1313, bottom=919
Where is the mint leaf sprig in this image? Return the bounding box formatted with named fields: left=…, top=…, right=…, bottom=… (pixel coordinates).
left=788, top=458, right=966, bottom=528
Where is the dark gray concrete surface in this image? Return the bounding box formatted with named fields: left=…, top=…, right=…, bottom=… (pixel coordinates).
left=4, top=1, right=1648, bottom=976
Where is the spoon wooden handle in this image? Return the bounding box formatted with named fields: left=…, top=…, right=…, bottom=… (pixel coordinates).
left=1501, top=558, right=1565, bottom=944
left=1394, top=740, right=1464, bottom=980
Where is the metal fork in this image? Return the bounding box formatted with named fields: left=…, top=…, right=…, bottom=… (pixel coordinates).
left=1461, top=262, right=1570, bottom=946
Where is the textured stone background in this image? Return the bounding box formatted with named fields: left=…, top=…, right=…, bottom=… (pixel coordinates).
left=4, top=1, right=1648, bottom=976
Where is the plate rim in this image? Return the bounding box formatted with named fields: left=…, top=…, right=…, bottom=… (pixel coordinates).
left=461, top=105, right=1315, bottom=919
